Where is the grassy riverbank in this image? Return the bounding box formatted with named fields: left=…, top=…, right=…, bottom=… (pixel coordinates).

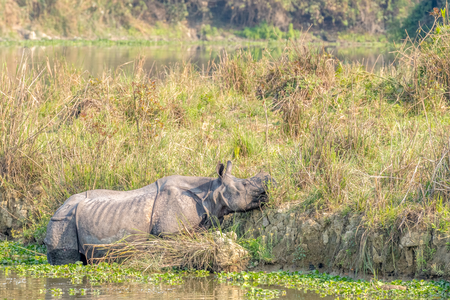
left=1, top=10, right=450, bottom=277
left=1, top=0, right=429, bottom=42
left=0, top=24, right=388, bottom=46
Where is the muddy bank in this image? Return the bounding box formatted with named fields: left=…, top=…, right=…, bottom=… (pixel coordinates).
left=223, top=206, right=450, bottom=279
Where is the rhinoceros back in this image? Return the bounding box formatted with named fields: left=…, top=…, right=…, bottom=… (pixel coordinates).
left=76, top=192, right=156, bottom=259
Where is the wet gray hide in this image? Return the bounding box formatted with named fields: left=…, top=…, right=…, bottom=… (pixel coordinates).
left=44, top=161, right=273, bottom=265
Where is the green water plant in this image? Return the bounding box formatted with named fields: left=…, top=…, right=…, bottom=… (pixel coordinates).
left=246, top=287, right=283, bottom=299
left=217, top=270, right=450, bottom=299
left=50, top=288, right=63, bottom=296
left=0, top=241, right=47, bottom=265
left=2, top=262, right=209, bottom=286
left=2, top=249, right=450, bottom=300
left=68, top=288, right=77, bottom=295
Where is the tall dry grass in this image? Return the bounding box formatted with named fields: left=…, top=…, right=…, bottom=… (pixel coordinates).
left=1, top=20, right=450, bottom=242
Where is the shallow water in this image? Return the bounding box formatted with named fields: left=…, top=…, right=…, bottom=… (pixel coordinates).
left=1, top=271, right=335, bottom=300
left=0, top=43, right=395, bottom=77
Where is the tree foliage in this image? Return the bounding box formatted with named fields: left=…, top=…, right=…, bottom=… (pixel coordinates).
left=0, top=0, right=444, bottom=38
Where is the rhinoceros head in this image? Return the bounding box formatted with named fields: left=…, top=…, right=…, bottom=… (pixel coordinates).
left=215, top=161, right=274, bottom=213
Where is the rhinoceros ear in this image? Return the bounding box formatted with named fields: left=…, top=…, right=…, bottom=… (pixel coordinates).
left=216, top=161, right=225, bottom=177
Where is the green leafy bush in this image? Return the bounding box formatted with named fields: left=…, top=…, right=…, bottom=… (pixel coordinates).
left=239, top=235, right=274, bottom=263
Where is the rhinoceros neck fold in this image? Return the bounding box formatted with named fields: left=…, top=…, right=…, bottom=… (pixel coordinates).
left=171, top=178, right=221, bottom=218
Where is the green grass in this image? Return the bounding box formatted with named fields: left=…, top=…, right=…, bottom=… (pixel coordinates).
left=239, top=235, right=275, bottom=263
left=236, top=23, right=301, bottom=40
left=1, top=16, right=450, bottom=249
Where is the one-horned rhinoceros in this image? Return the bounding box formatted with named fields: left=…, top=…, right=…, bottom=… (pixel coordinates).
left=44, top=161, right=273, bottom=265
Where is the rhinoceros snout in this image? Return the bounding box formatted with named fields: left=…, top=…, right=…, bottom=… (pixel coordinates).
left=248, top=172, right=276, bottom=201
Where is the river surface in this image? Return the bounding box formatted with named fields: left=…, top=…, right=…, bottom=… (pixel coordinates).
left=1, top=271, right=334, bottom=300
left=0, top=43, right=395, bottom=76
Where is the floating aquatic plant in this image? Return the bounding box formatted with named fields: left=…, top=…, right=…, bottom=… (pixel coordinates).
left=2, top=258, right=450, bottom=299
left=217, top=270, right=450, bottom=299
left=0, top=241, right=47, bottom=265
left=2, top=262, right=201, bottom=285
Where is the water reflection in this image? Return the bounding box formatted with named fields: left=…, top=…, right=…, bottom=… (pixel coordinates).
left=1, top=271, right=335, bottom=299
left=0, top=43, right=395, bottom=77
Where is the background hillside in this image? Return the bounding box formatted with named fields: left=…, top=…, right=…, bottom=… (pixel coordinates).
left=0, top=0, right=446, bottom=40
